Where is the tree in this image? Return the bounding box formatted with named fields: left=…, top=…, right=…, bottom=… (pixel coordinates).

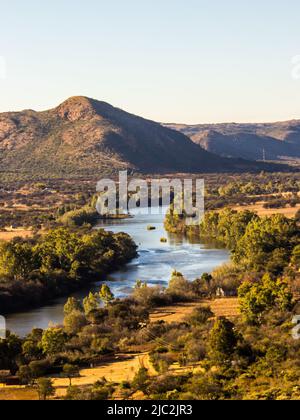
left=99, top=284, right=114, bottom=306
left=83, top=292, right=101, bottom=315
left=35, top=227, right=81, bottom=275
left=64, top=297, right=83, bottom=315
left=28, top=360, right=50, bottom=382
left=0, top=332, right=22, bottom=372
left=187, top=306, right=214, bottom=327
left=18, top=365, right=33, bottom=385
left=208, top=317, right=238, bottom=364
left=0, top=239, right=38, bottom=280
left=132, top=367, right=150, bottom=395
left=22, top=339, right=43, bottom=361
left=233, top=214, right=298, bottom=272
left=64, top=310, right=87, bottom=335
left=238, top=273, right=293, bottom=325
left=291, top=245, right=300, bottom=270
left=41, top=328, right=67, bottom=355
left=36, top=378, right=55, bottom=400
left=167, top=271, right=191, bottom=299
left=63, top=364, right=79, bottom=386
left=21, top=328, right=43, bottom=361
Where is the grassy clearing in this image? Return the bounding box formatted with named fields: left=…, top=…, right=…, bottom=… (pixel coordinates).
left=0, top=229, right=34, bottom=241
left=53, top=353, right=156, bottom=398
left=233, top=203, right=300, bottom=218
left=150, top=298, right=240, bottom=323
left=0, top=387, right=38, bottom=400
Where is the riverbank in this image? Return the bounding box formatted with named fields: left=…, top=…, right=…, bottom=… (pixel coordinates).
left=5, top=207, right=229, bottom=336
left=0, top=228, right=137, bottom=316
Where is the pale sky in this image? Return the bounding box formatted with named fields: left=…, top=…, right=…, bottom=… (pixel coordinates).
left=0, top=0, right=300, bottom=124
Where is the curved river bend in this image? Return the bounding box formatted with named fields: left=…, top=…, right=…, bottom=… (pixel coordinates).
left=6, top=208, right=229, bottom=336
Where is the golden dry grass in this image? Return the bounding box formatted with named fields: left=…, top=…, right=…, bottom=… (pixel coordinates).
left=0, top=230, right=34, bottom=241
left=0, top=387, right=38, bottom=400
left=53, top=353, right=156, bottom=398
left=150, top=298, right=240, bottom=323
left=233, top=203, right=300, bottom=218
left=150, top=302, right=201, bottom=323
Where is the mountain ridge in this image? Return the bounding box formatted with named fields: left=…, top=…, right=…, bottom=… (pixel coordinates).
left=165, top=120, right=300, bottom=161
left=0, top=96, right=294, bottom=179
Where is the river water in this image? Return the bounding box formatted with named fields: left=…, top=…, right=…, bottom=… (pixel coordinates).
left=5, top=208, right=229, bottom=336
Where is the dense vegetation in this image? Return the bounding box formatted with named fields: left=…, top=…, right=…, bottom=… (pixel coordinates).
left=165, top=206, right=300, bottom=293
left=0, top=227, right=137, bottom=312
left=1, top=267, right=300, bottom=400
left=0, top=173, right=300, bottom=400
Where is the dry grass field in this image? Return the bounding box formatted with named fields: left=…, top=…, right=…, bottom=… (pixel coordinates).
left=0, top=386, right=38, bottom=400
left=233, top=203, right=300, bottom=218
left=53, top=353, right=156, bottom=398
left=150, top=298, right=240, bottom=323
left=0, top=229, right=34, bottom=241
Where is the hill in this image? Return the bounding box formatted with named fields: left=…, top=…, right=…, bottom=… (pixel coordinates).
left=165, top=121, right=300, bottom=161
left=0, top=97, right=292, bottom=179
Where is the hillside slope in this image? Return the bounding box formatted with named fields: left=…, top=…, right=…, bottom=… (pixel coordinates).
left=165, top=121, right=300, bottom=161
left=0, top=97, right=291, bottom=179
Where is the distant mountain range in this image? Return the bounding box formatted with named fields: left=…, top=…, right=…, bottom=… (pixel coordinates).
left=165, top=121, right=300, bottom=162
left=0, top=97, right=294, bottom=179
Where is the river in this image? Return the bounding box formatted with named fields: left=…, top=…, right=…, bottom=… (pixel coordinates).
left=5, top=207, right=229, bottom=336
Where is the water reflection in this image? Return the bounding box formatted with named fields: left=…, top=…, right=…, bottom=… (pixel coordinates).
left=5, top=207, right=229, bottom=336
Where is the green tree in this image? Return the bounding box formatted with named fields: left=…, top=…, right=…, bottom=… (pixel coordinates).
left=0, top=239, right=38, bottom=280
left=41, top=328, right=67, bottom=355
left=35, top=227, right=81, bottom=275
left=64, top=310, right=87, bottom=335
left=22, top=340, right=43, bottom=361
left=64, top=297, right=83, bottom=315
left=63, top=364, right=79, bottom=386
left=0, top=332, right=22, bottom=372
left=234, top=214, right=298, bottom=272
left=238, top=273, right=293, bottom=324
left=36, top=378, right=55, bottom=400
left=132, top=367, right=150, bottom=395
left=208, top=317, right=238, bottom=364
left=291, top=245, right=300, bottom=270
left=28, top=360, right=50, bottom=383
left=83, top=292, right=101, bottom=315
left=99, top=284, right=114, bottom=306
left=18, top=365, right=33, bottom=385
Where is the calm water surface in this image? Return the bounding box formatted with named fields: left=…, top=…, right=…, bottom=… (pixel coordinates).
left=6, top=208, right=229, bottom=336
